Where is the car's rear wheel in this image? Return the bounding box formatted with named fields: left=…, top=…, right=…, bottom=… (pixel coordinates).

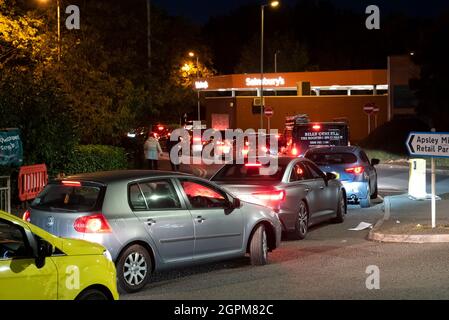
left=249, top=224, right=268, bottom=266
left=291, top=201, right=309, bottom=240
left=117, top=244, right=152, bottom=293
left=76, top=289, right=109, bottom=300
left=371, top=182, right=378, bottom=199
left=335, top=193, right=346, bottom=223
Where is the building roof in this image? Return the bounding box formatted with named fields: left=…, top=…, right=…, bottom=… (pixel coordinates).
left=195, top=69, right=387, bottom=92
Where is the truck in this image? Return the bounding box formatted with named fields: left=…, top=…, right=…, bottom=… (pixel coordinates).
left=281, top=114, right=349, bottom=156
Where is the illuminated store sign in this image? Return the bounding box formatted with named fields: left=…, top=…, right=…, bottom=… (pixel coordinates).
left=245, top=77, right=285, bottom=87
left=195, top=81, right=209, bottom=89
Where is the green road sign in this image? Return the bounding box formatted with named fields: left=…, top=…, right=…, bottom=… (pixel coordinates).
left=0, top=128, right=23, bottom=166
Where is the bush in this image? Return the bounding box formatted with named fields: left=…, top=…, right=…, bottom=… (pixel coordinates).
left=64, top=145, right=128, bottom=175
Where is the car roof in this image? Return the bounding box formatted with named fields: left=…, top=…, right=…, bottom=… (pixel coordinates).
left=225, top=156, right=304, bottom=166
left=62, top=170, right=191, bottom=184
left=305, top=146, right=360, bottom=154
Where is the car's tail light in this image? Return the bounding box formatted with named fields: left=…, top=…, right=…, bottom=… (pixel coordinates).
left=345, top=166, right=364, bottom=174
left=312, top=124, right=321, bottom=130
left=252, top=190, right=286, bottom=201
left=245, top=163, right=262, bottom=167
left=74, top=214, right=112, bottom=233
left=23, top=209, right=31, bottom=222
left=291, top=145, right=299, bottom=156
left=62, top=180, right=82, bottom=187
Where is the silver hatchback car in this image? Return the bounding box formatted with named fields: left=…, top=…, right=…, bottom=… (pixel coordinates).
left=211, top=157, right=347, bottom=240
left=26, top=171, right=281, bottom=293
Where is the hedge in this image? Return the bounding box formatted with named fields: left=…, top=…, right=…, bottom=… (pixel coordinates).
left=63, top=145, right=128, bottom=175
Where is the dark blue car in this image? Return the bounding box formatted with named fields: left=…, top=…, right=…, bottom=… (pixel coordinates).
left=304, top=146, right=379, bottom=208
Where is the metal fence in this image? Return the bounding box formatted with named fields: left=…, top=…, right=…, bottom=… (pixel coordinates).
left=0, top=176, right=11, bottom=213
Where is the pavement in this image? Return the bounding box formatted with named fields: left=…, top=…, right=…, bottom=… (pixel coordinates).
left=368, top=195, right=449, bottom=243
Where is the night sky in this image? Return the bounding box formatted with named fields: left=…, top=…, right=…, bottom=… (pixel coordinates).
left=153, top=0, right=449, bottom=24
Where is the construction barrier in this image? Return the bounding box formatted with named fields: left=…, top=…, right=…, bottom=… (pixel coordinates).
left=18, top=164, right=48, bottom=202
left=0, top=176, right=10, bottom=212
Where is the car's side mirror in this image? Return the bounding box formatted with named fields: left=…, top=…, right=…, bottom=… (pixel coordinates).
left=233, top=198, right=241, bottom=209
left=224, top=197, right=241, bottom=214
left=325, top=172, right=337, bottom=181
left=35, top=238, right=54, bottom=269
left=371, top=158, right=380, bottom=166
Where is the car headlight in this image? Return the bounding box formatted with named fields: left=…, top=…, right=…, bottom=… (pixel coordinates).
left=103, top=249, right=113, bottom=262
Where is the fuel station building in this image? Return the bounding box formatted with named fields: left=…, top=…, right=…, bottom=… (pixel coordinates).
left=195, top=69, right=389, bottom=143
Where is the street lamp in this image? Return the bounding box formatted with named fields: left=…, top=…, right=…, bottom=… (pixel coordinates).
left=260, top=1, right=280, bottom=130
left=38, top=0, right=61, bottom=62
left=188, top=51, right=201, bottom=121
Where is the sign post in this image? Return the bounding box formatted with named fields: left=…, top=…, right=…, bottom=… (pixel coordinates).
left=363, top=103, right=374, bottom=134
left=373, top=106, right=380, bottom=129
left=264, top=107, right=274, bottom=133
left=406, top=130, right=449, bottom=228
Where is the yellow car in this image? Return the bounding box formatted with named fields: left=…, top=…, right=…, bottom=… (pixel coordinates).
left=0, top=211, right=119, bottom=300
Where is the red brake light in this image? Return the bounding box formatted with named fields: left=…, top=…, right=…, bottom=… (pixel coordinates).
left=23, top=210, right=31, bottom=222
left=62, top=180, right=81, bottom=187
left=312, top=124, right=321, bottom=130
left=253, top=190, right=286, bottom=201
left=74, top=214, right=112, bottom=233
left=345, top=166, right=364, bottom=174
left=245, top=163, right=262, bottom=167
left=158, top=126, right=164, bottom=131
left=291, top=147, right=299, bottom=156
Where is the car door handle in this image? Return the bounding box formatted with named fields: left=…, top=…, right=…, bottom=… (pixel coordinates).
left=147, top=218, right=156, bottom=226
left=304, top=188, right=311, bottom=193
left=196, top=216, right=206, bottom=223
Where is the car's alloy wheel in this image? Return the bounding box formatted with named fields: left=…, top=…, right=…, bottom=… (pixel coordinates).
left=124, top=252, right=148, bottom=286
left=250, top=224, right=268, bottom=266
left=117, top=244, right=152, bottom=293
left=291, top=201, right=308, bottom=240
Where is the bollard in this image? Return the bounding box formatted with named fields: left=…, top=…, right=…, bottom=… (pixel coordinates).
left=408, top=158, right=427, bottom=200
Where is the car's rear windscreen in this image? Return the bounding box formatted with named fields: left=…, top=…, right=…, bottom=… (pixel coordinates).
left=306, top=152, right=357, bottom=165
left=31, top=184, right=102, bottom=212
left=212, top=163, right=287, bottom=181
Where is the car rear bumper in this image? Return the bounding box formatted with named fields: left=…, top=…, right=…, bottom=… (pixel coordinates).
left=342, top=181, right=369, bottom=202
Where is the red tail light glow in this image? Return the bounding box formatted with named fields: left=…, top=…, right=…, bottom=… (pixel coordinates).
left=291, top=147, right=299, bottom=156
left=158, top=126, right=164, bottom=131
left=23, top=210, right=31, bottom=222
left=345, top=166, right=364, bottom=174
left=245, top=163, right=262, bottom=167
left=62, top=180, right=81, bottom=187
left=312, top=124, right=321, bottom=130
left=252, top=190, right=286, bottom=202
left=74, top=214, right=112, bottom=233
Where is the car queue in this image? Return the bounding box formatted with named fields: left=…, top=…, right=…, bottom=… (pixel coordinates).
left=0, top=126, right=380, bottom=300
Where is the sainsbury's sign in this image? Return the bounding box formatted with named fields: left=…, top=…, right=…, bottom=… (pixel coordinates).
left=245, top=77, right=285, bottom=87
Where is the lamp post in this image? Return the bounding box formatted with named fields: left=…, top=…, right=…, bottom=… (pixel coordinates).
left=274, top=49, right=280, bottom=96
left=188, top=51, right=201, bottom=121
left=260, top=1, right=279, bottom=130
left=38, top=0, right=61, bottom=62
